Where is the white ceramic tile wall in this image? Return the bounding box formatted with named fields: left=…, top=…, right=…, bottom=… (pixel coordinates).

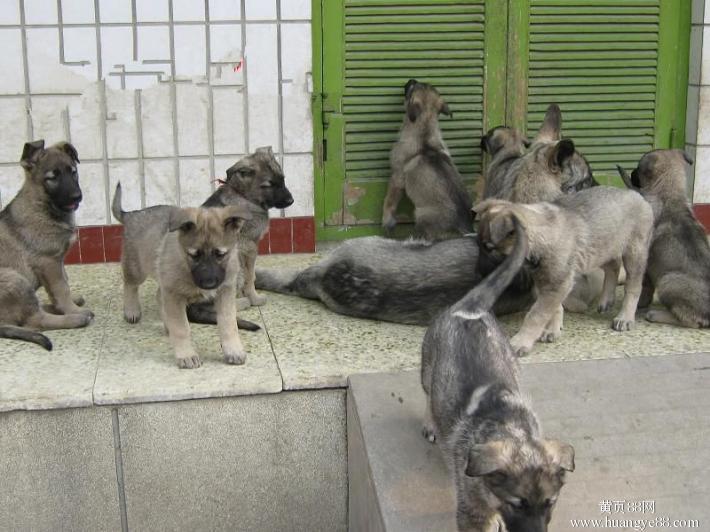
left=688, top=0, right=710, bottom=202
left=0, top=0, right=314, bottom=224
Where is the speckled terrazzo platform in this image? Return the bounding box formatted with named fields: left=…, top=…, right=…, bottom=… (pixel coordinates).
left=0, top=254, right=707, bottom=411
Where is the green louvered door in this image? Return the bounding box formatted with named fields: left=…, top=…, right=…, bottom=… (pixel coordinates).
left=523, top=0, right=690, bottom=182
left=319, top=0, right=494, bottom=235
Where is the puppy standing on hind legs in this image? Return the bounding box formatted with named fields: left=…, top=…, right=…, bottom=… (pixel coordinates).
left=421, top=219, right=574, bottom=532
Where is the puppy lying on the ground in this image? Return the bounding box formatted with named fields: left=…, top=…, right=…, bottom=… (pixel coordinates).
left=157, top=205, right=252, bottom=369
left=618, top=149, right=710, bottom=328
left=0, top=140, right=93, bottom=350
left=476, top=186, right=654, bottom=356
left=421, top=218, right=574, bottom=532
left=382, top=79, right=472, bottom=240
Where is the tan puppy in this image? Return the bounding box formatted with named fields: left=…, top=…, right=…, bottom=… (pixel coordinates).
left=476, top=187, right=653, bottom=356
left=157, top=205, right=251, bottom=368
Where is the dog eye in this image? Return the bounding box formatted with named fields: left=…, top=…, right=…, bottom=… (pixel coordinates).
left=260, top=182, right=272, bottom=188
left=213, top=249, right=227, bottom=259
left=187, top=250, right=202, bottom=260
left=544, top=497, right=557, bottom=508
left=507, top=498, right=529, bottom=510
left=44, top=171, right=57, bottom=180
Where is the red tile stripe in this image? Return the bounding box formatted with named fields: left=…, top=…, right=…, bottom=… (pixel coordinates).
left=64, top=216, right=316, bottom=264
left=693, top=204, right=710, bottom=233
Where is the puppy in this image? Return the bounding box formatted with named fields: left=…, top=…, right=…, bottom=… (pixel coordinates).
left=481, top=105, right=596, bottom=204
left=421, top=219, right=574, bottom=531
left=618, top=149, right=710, bottom=327
left=157, top=205, right=251, bottom=368
left=0, top=140, right=93, bottom=350
left=476, top=187, right=654, bottom=356
left=382, top=79, right=472, bottom=239
left=113, top=147, right=292, bottom=327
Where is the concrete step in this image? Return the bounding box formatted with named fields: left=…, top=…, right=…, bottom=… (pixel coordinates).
left=347, top=353, right=710, bottom=532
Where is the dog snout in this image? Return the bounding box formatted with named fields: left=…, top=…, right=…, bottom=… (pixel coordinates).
left=191, top=260, right=225, bottom=290
left=275, top=191, right=294, bottom=209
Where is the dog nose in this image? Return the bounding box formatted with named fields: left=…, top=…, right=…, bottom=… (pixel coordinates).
left=284, top=195, right=294, bottom=207
left=199, top=278, right=219, bottom=290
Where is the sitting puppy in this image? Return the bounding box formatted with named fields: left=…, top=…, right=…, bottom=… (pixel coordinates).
left=476, top=186, right=653, bottom=356
left=0, top=140, right=93, bottom=350
left=617, top=150, right=710, bottom=328
left=421, top=219, right=574, bottom=531
left=382, top=79, right=472, bottom=240
left=157, top=205, right=251, bottom=369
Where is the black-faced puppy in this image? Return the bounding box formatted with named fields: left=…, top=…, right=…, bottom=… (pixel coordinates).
left=476, top=187, right=653, bottom=356
left=157, top=205, right=252, bottom=368
left=479, top=126, right=530, bottom=200
left=382, top=79, right=472, bottom=240
left=421, top=220, right=574, bottom=532
left=618, top=149, right=710, bottom=328
left=0, top=140, right=93, bottom=350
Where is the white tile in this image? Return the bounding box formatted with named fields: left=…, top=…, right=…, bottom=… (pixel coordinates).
left=136, top=25, right=171, bottom=63
left=697, top=86, right=710, bottom=145
left=60, top=0, right=95, bottom=24
left=687, top=85, right=700, bottom=145
left=100, top=26, right=134, bottom=89
left=75, top=162, right=107, bottom=226
left=30, top=95, right=73, bottom=145
left=106, top=88, right=138, bottom=159
left=248, top=93, right=279, bottom=153
left=689, top=26, right=703, bottom=85
left=62, top=27, right=98, bottom=82
left=176, top=83, right=209, bottom=156
left=67, top=82, right=103, bottom=160
left=0, top=0, right=20, bottom=25
left=27, top=28, right=91, bottom=94
left=282, top=154, right=313, bottom=217
left=281, top=23, right=311, bottom=80
left=0, top=98, right=27, bottom=163
left=136, top=0, right=168, bottom=22
left=179, top=158, right=212, bottom=206
left=98, top=0, right=132, bottom=23
left=246, top=0, right=275, bottom=20
left=210, top=24, right=242, bottom=63
left=0, top=166, right=25, bottom=209
left=174, top=25, right=206, bottom=79
left=212, top=87, right=245, bottom=154
left=173, top=0, right=205, bottom=21
left=702, top=26, right=710, bottom=85
left=144, top=159, right=177, bottom=206
left=705, top=0, right=710, bottom=23
left=692, top=145, right=710, bottom=202
left=214, top=155, right=244, bottom=179
left=246, top=24, right=278, bottom=92
left=124, top=74, right=164, bottom=90
left=0, top=29, right=25, bottom=94
left=282, top=84, right=312, bottom=153
left=281, top=0, right=310, bottom=20
left=208, top=63, right=245, bottom=87
left=24, top=0, right=58, bottom=25
left=108, top=160, right=142, bottom=216
left=208, top=0, right=241, bottom=20
left=140, top=83, right=175, bottom=157
left=693, top=0, right=705, bottom=24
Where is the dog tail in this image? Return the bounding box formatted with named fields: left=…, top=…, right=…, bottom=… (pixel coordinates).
left=0, top=325, right=52, bottom=350
left=237, top=319, right=261, bottom=332
left=453, top=220, right=528, bottom=318
left=615, top=165, right=637, bottom=190
left=111, top=182, right=125, bottom=223
left=255, top=267, right=320, bottom=299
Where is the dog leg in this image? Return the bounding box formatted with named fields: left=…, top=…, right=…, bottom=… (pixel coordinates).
left=161, top=292, right=200, bottom=368
left=645, top=308, right=684, bottom=326
left=422, top=400, right=437, bottom=443
left=40, top=262, right=93, bottom=319
left=215, top=285, right=247, bottom=365
left=382, top=179, right=404, bottom=234
left=597, top=260, right=620, bottom=313
left=123, top=283, right=142, bottom=323
left=242, top=252, right=266, bottom=306
left=27, top=308, right=93, bottom=330
left=540, top=304, right=564, bottom=342
left=613, top=248, right=647, bottom=331
left=638, top=274, right=654, bottom=309
left=511, top=289, right=569, bottom=357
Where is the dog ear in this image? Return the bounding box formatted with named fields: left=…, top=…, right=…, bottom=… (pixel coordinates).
left=21, top=140, right=45, bottom=170
left=544, top=440, right=575, bottom=473
left=57, top=142, right=80, bottom=164
left=440, top=101, right=452, bottom=118
left=404, top=78, right=418, bottom=99
left=222, top=204, right=252, bottom=232
left=465, top=441, right=513, bottom=477
left=480, top=133, right=491, bottom=154
left=226, top=162, right=255, bottom=182
left=550, top=139, right=575, bottom=170
left=489, top=212, right=516, bottom=245
left=406, top=100, right=422, bottom=122
left=522, top=137, right=532, bottom=148
left=255, top=146, right=275, bottom=158
left=536, top=103, right=562, bottom=143
left=168, top=208, right=197, bottom=233
left=616, top=164, right=637, bottom=190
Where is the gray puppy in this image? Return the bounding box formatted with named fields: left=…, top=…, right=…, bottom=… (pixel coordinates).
left=255, top=236, right=535, bottom=325
left=421, top=219, right=574, bottom=532
left=617, top=149, right=710, bottom=327
left=0, top=140, right=93, bottom=350
left=382, top=79, right=472, bottom=239
left=157, top=205, right=252, bottom=368
left=476, top=187, right=653, bottom=356
left=113, top=147, right=292, bottom=328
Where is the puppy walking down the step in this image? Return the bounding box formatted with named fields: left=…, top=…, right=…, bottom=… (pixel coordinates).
left=155, top=205, right=253, bottom=369
left=0, top=140, right=93, bottom=350
left=421, top=218, right=574, bottom=532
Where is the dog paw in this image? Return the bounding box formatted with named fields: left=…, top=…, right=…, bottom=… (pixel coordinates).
left=248, top=293, right=267, bottom=307
left=597, top=300, right=614, bottom=313
left=539, top=330, right=561, bottom=343
left=235, top=297, right=251, bottom=311
left=421, top=425, right=437, bottom=443
left=510, top=336, right=532, bottom=357
left=223, top=348, right=247, bottom=365
left=123, top=311, right=141, bottom=324
left=73, top=295, right=86, bottom=307
left=611, top=317, right=634, bottom=331
left=382, top=215, right=397, bottom=234
left=177, top=355, right=202, bottom=369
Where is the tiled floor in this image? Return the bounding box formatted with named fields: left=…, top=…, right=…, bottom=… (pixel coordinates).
left=1, top=254, right=708, bottom=411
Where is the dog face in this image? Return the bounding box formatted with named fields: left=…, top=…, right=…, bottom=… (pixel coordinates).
left=475, top=200, right=519, bottom=258
left=20, top=140, right=83, bottom=213
left=169, top=206, right=252, bottom=290
left=465, top=439, right=574, bottom=532
left=224, top=147, right=294, bottom=210
left=403, top=78, right=451, bottom=122
left=627, top=149, right=693, bottom=196
left=480, top=126, right=530, bottom=158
